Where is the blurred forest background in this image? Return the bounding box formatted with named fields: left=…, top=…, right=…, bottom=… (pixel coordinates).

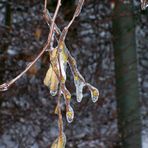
left=0, top=0, right=148, bottom=148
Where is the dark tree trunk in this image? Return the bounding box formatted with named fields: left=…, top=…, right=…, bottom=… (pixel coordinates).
left=5, top=0, right=12, bottom=29
left=113, top=1, right=142, bottom=147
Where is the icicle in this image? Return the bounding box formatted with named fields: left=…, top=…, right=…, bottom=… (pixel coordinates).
left=66, top=105, right=74, bottom=123
left=43, top=65, right=59, bottom=96
left=51, top=132, right=66, bottom=148
left=74, top=76, right=85, bottom=102
left=50, top=90, right=58, bottom=96
left=67, top=53, right=86, bottom=102
left=90, top=87, right=99, bottom=103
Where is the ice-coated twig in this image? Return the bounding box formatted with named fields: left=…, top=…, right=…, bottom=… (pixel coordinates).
left=43, top=0, right=99, bottom=104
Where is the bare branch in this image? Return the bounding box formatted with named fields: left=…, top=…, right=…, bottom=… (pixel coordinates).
left=59, top=0, right=85, bottom=42
left=0, top=0, right=61, bottom=91
left=43, top=1, right=99, bottom=99
left=43, top=9, right=61, bottom=36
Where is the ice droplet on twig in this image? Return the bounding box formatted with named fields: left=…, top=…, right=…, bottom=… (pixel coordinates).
left=66, top=105, right=74, bottom=123
left=90, top=87, right=99, bottom=103
left=50, top=90, right=58, bottom=96
left=74, top=77, right=85, bottom=102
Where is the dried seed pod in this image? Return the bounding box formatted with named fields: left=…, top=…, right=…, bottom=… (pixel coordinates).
left=44, top=45, right=69, bottom=96
left=43, top=65, right=59, bottom=96
left=50, top=48, right=58, bottom=62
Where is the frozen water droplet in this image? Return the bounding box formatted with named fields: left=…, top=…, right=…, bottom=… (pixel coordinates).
left=91, top=93, right=98, bottom=103
left=50, top=90, right=57, bottom=96
left=66, top=105, right=74, bottom=123
left=74, top=78, right=85, bottom=102
left=90, top=88, right=99, bottom=103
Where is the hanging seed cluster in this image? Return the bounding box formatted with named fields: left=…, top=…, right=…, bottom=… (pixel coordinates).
left=44, top=41, right=99, bottom=147
left=44, top=41, right=99, bottom=119
left=0, top=0, right=99, bottom=147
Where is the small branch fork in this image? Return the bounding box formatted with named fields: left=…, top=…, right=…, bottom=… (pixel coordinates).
left=43, top=1, right=95, bottom=92
left=0, top=0, right=85, bottom=92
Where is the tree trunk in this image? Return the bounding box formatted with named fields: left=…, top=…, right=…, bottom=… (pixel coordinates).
left=113, top=1, right=142, bottom=147
left=5, top=0, right=12, bottom=28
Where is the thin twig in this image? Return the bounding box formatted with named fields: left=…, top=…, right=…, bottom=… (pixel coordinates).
left=43, top=1, right=98, bottom=95
left=49, top=1, right=85, bottom=139
left=55, top=0, right=85, bottom=85
left=47, top=1, right=86, bottom=136
left=0, top=0, right=61, bottom=91
left=59, top=0, right=85, bottom=42
left=44, top=0, right=85, bottom=42
left=43, top=10, right=61, bottom=36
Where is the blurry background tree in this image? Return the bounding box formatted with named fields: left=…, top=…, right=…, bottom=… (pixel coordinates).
left=113, top=0, right=142, bottom=147
left=0, top=0, right=148, bottom=148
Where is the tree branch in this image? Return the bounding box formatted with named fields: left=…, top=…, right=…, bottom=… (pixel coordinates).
left=0, top=0, right=61, bottom=91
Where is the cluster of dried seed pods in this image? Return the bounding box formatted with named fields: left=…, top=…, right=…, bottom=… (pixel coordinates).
left=44, top=40, right=99, bottom=147
left=44, top=41, right=99, bottom=118
left=42, top=1, right=99, bottom=147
